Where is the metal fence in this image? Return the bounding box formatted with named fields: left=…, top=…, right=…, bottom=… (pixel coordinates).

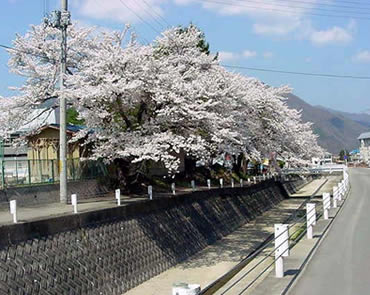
left=0, top=158, right=107, bottom=188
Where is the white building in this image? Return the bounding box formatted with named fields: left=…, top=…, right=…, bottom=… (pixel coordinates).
left=358, top=132, right=370, bottom=163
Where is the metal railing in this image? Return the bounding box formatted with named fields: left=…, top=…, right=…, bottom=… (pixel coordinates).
left=0, top=158, right=107, bottom=188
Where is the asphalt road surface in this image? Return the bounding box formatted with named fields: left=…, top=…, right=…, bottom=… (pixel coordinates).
left=288, top=168, right=370, bottom=295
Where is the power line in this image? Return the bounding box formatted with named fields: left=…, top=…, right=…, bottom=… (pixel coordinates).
left=197, top=0, right=370, bottom=21
left=327, top=0, right=370, bottom=6
left=117, top=0, right=163, bottom=35
left=141, top=0, right=171, bottom=27
left=92, top=0, right=151, bottom=44
left=222, top=64, right=370, bottom=80
left=127, top=0, right=166, bottom=30
left=234, top=0, right=370, bottom=11
left=0, top=44, right=56, bottom=62
left=228, top=0, right=370, bottom=14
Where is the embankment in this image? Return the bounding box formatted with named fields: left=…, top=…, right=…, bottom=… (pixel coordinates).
left=0, top=177, right=307, bottom=295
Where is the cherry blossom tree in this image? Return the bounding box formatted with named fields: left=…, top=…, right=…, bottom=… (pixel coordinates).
left=1, top=21, right=324, bottom=181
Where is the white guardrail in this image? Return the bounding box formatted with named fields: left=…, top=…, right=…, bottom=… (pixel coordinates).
left=283, top=164, right=347, bottom=174
left=175, top=166, right=350, bottom=295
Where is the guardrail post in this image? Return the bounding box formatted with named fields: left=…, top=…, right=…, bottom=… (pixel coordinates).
left=171, top=183, right=176, bottom=195
left=231, top=179, right=234, bottom=188
left=191, top=180, right=195, bottom=192
left=338, top=182, right=343, bottom=201
left=333, top=186, right=338, bottom=208
left=207, top=179, right=211, bottom=189
left=148, top=186, right=153, bottom=200
left=307, top=203, right=316, bottom=239
left=115, top=189, right=121, bottom=206
left=240, top=179, right=243, bottom=187
left=253, top=176, right=256, bottom=184
left=10, top=200, right=17, bottom=223
left=71, top=194, right=78, bottom=214
left=275, top=224, right=289, bottom=278
left=323, top=192, right=330, bottom=220
left=219, top=178, right=223, bottom=188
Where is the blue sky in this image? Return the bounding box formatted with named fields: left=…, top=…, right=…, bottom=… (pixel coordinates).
left=0, top=0, right=369, bottom=113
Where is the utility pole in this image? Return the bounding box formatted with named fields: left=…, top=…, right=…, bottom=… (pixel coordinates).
left=44, top=1, right=70, bottom=203
left=59, top=0, right=69, bottom=203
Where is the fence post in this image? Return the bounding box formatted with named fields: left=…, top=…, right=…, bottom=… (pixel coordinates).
left=27, top=160, right=31, bottom=185
left=10, top=200, right=17, bottom=223
left=15, top=159, right=18, bottom=185
left=51, top=160, right=55, bottom=183
left=115, top=189, right=121, bottom=206
left=307, top=203, right=316, bottom=239
left=333, top=186, right=338, bottom=208
left=240, top=179, right=243, bottom=187
left=171, top=183, right=176, bottom=195
left=275, top=224, right=289, bottom=278
left=1, top=160, right=4, bottom=189
left=323, top=192, right=330, bottom=220
left=338, top=182, right=342, bottom=201
left=71, top=194, right=78, bottom=214
left=148, top=186, right=153, bottom=200
left=191, top=180, right=195, bottom=192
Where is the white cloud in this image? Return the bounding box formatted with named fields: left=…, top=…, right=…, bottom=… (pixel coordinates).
left=218, top=50, right=258, bottom=62
left=309, top=25, right=353, bottom=45
left=253, top=21, right=301, bottom=36
left=72, top=0, right=166, bottom=24
left=353, top=50, right=370, bottom=63
left=263, top=52, right=273, bottom=59
left=218, top=51, right=239, bottom=62
left=243, top=50, right=257, bottom=59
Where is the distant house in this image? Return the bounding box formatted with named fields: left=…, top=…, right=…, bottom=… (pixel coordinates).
left=26, top=124, right=86, bottom=183
left=358, top=132, right=370, bottom=163
left=349, top=149, right=361, bottom=162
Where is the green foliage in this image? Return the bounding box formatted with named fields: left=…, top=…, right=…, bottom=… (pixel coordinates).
left=67, top=108, right=85, bottom=125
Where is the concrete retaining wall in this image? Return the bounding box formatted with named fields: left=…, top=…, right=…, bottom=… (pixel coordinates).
left=0, top=179, right=296, bottom=295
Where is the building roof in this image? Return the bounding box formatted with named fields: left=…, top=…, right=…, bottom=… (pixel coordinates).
left=358, top=132, right=370, bottom=140
left=26, top=124, right=86, bottom=139
left=350, top=149, right=360, bottom=155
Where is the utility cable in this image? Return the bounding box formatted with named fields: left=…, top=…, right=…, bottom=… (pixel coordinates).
left=142, top=0, right=171, bottom=27
left=127, top=0, right=167, bottom=30
left=229, top=0, right=370, bottom=13
left=196, top=0, right=370, bottom=21
left=118, top=0, right=163, bottom=35
left=222, top=64, right=370, bottom=80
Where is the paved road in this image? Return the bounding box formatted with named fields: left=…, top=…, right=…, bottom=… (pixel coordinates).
left=288, top=168, right=370, bottom=295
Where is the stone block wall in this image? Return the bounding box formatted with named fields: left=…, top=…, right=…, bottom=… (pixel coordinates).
left=282, top=175, right=313, bottom=195
left=0, top=180, right=289, bottom=295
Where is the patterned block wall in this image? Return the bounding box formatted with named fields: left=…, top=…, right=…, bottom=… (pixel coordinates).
left=0, top=182, right=289, bottom=295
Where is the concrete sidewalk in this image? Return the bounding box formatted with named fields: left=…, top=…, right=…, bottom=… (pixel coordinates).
left=290, top=177, right=327, bottom=198
left=0, top=194, right=147, bottom=226
left=0, top=183, right=258, bottom=226
left=123, top=177, right=334, bottom=295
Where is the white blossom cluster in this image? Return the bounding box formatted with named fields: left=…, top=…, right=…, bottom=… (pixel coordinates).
left=0, top=23, right=324, bottom=172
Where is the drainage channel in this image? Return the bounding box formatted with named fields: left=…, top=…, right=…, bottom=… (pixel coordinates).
left=199, top=177, right=329, bottom=295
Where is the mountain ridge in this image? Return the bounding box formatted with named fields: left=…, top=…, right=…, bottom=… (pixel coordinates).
left=286, top=94, right=368, bottom=154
